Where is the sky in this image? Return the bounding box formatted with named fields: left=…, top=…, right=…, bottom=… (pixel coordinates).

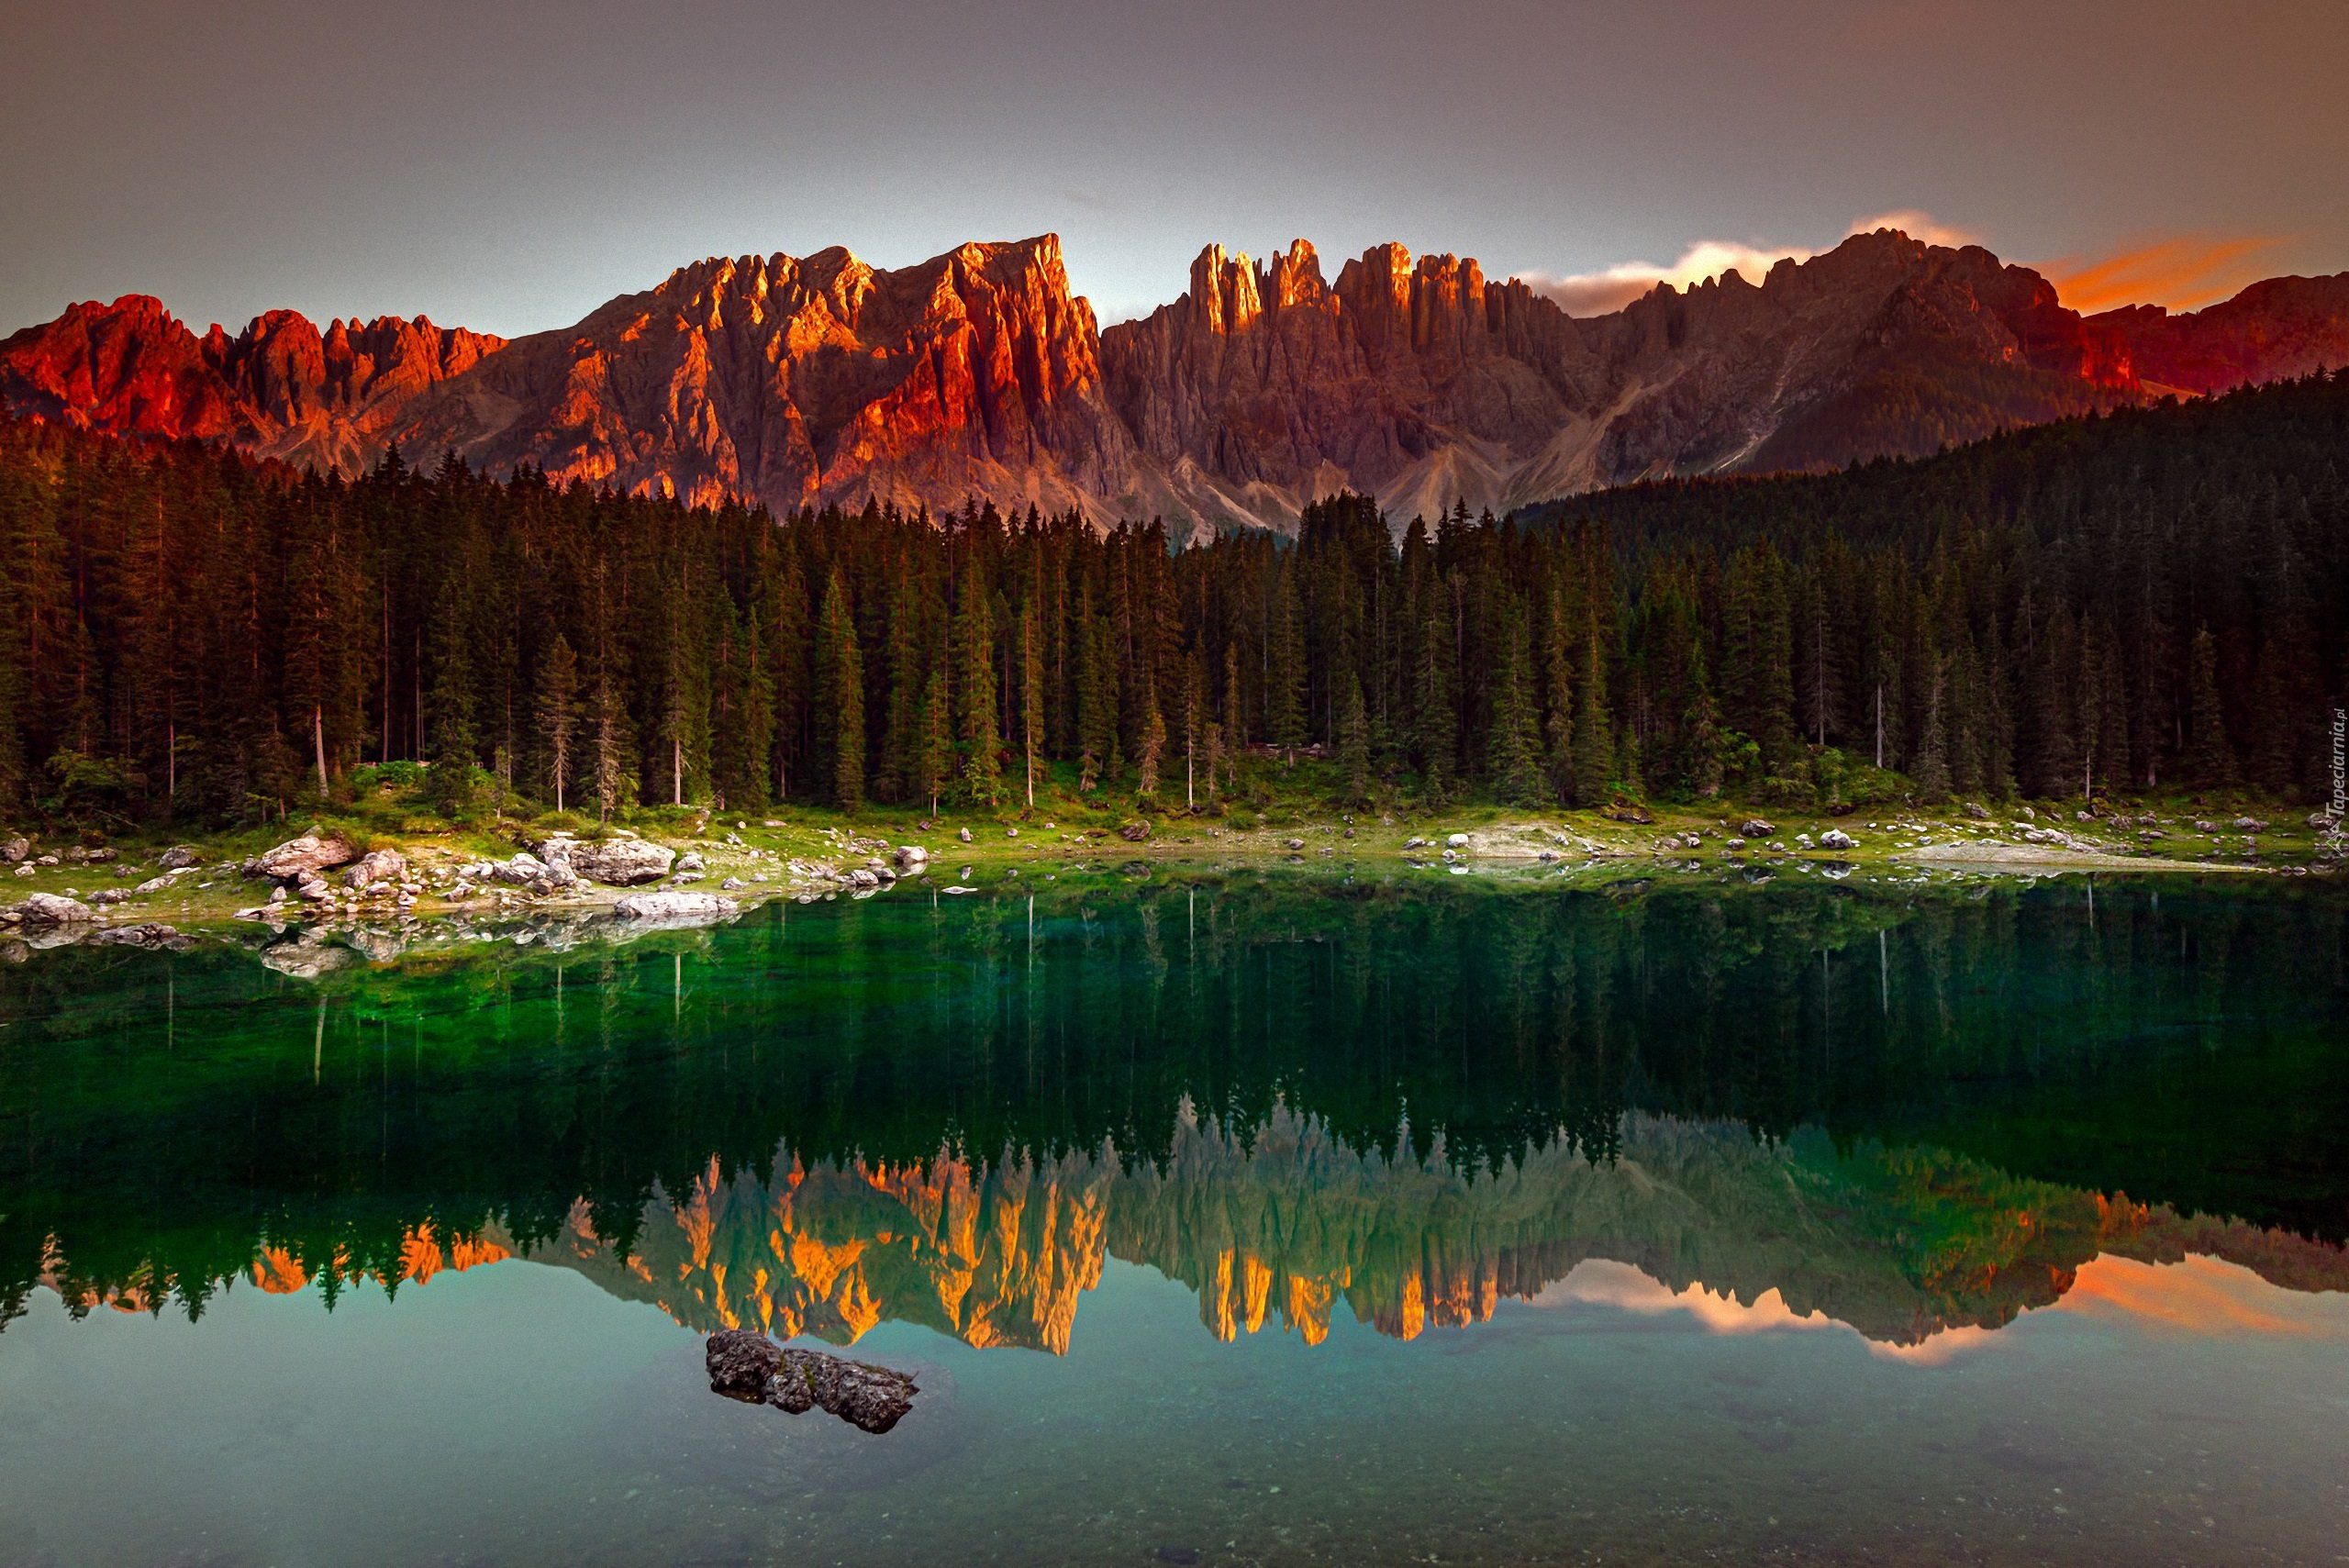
left=6, top=0, right=2345, bottom=339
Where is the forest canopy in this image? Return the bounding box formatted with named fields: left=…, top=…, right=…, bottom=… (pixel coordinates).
left=0, top=373, right=2343, bottom=828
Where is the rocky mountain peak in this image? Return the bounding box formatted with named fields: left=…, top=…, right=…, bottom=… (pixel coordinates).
left=6, top=230, right=2343, bottom=535
left=381, top=232, right=1132, bottom=517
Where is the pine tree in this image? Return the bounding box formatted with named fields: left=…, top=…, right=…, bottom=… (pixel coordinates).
left=1181, top=650, right=1206, bottom=811
left=955, top=557, right=1000, bottom=806
left=1682, top=673, right=1726, bottom=800
left=1485, top=612, right=1545, bottom=805
left=588, top=675, right=629, bottom=822
left=880, top=574, right=925, bottom=803
left=535, top=633, right=580, bottom=814
left=1265, top=567, right=1307, bottom=762
left=1221, top=638, right=1245, bottom=753
left=1569, top=613, right=1613, bottom=807
left=813, top=571, right=866, bottom=808
left=1020, top=598, right=1044, bottom=809
left=426, top=573, right=478, bottom=813
left=1133, top=686, right=1166, bottom=801
left=1335, top=666, right=1370, bottom=805
left=1076, top=588, right=1115, bottom=791
left=2185, top=626, right=2239, bottom=787
left=1412, top=605, right=1457, bottom=799
left=1913, top=653, right=1953, bottom=803
left=1542, top=577, right=1575, bottom=800
left=915, top=660, right=952, bottom=817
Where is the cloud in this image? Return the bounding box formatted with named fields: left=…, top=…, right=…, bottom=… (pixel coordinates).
left=1848, top=209, right=1979, bottom=248
left=1531, top=1258, right=2001, bottom=1363
left=1532, top=1259, right=1848, bottom=1336
left=2049, top=1253, right=2344, bottom=1339
left=1523, top=239, right=1815, bottom=317
left=1526, top=210, right=1974, bottom=317
left=2041, top=234, right=2287, bottom=314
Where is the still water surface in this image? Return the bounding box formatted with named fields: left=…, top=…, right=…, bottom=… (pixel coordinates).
left=3, top=875, right=2346, bottom=1565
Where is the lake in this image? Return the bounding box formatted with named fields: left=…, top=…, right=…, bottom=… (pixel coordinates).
left=3, top=873, right=2345, bottom=1566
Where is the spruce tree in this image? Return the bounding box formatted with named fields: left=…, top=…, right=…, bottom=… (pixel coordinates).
left=1913, top=655, right=1953, bottom=803
left=1133, top=686, right=1166, bottom=801
left=1569, top=616, right=1613, bottom=807
left=813, top=571, right=866, bottom=808
left=1076, top=591, right=1115, bottom=791
left=1412, top=605, right=1457, bottom=799
left=2185, top=627, right=2239, bottom=787
left=535, top=633, right=580, bottom=814
left=426, top=573, right=478, bottom=814
left=955, top=558, right=1000, bottom=806
left=1020, top=599, right=1044, bottom=809
left=915, top=661, right=952, bottom=817
left=588, top=675, right=629, bottom=822
left=1265, top=567, right=1308, bottom=762
left=1541, top=578, right=1575, bottom=800
left=880, top=575, right=925, bottom=803
left=1335, top=663, right=1370, bottom=805
left=1486, top=615, right=1545, bottom=806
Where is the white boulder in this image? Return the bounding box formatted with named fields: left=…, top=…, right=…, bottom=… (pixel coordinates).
left=257, top=834, right=359, bottom=881
left=562, top=838, right=674, bottom=885
left=19, top=893, right=96, bottom=925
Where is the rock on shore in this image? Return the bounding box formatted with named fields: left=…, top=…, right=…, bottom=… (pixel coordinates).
left=542, top=835, right=674, bottom=885
left=255, top=834, right=359, bottom=881
left=17, top=893, right=96, bottom=925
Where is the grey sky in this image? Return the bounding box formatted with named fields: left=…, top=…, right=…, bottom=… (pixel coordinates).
left=6, top=0, right=2344, bottom=338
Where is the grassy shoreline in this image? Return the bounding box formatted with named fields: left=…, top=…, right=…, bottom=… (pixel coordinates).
left=4, top=768, right=2339, bottom=962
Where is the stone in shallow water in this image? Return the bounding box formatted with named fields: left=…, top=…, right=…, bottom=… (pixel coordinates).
left=705, top=1329, right=918, bottom=1435
left=613, top=890, right=739, bottom=925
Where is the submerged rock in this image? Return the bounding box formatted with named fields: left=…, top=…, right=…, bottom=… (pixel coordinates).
left=705, top=1329, right=918, bottom=1435
left=613, top=890, right=739, bottom=925
left=260, top=931, right=356, bottom=979
left=89, top=922, right=192, bottom=951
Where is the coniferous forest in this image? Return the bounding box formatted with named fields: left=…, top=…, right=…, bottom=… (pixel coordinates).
left=0, top=372, right=2343, bottom=829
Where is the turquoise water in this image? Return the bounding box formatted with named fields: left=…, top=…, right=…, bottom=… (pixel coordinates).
left=2, top=875, right=2345, bottom=1565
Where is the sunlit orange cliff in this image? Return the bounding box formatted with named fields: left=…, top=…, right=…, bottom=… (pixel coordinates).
left=6, top=231, right=2343, bottom=538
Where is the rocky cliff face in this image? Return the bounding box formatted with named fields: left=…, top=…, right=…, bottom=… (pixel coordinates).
left=2087, top=272, right=2349, bottom=396
left=6, top=232, right=2343, bottom=534
left=1097, top=228, right=2184, bottom=529
left=0, top=296, right=501, bottom=473
left=384, top=237, right=1138, bottom=517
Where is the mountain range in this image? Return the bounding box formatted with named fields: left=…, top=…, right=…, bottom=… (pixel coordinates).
left=6, top=228, right=2345, bottom=536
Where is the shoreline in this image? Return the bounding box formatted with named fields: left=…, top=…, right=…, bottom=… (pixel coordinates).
left=3, top=800, right=2332, bottom=973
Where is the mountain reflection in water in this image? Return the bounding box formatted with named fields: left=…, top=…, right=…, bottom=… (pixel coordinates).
left=5, top=876, right=2345, bottom=1356
left=514, top=1106, right=2349, bottom=1353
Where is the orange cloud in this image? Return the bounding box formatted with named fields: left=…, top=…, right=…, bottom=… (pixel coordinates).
left=1527, top=210, right=1979, bottom=317
left=2050, top=1253, right=2345, bottom=1339
left=1849, top=209, right=1980, bottom=249
left=2043, top=235, right=2286, bottom=314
